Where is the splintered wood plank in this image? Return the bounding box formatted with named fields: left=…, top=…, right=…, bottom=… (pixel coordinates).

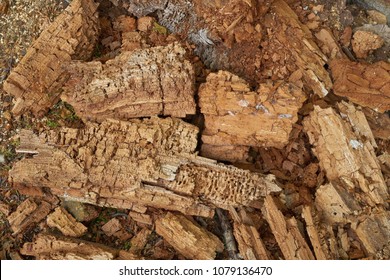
left=20, top=233, right=119, bottom=260
left=7, top=198, right=53, bottom=235
left=303, top=105, right=388, bottom=207
left=155, top=212, right=224, bottom=260
left=301, top=205, right=329, bottom=260
left=199, top=71, right=307, bottom=152
left=331, top=59, right=390, bottom=113
left=46, top=207, right=87, bottom=237
left=62, top=43, right=196, bottom=121
left=9, top=117, right=281, bottom=217
left=3, top=0, right=100, bottom=116
left=262, top=196, right=314, bottom=260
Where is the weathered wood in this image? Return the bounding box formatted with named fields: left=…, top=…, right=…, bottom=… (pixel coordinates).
left=331, top=59, right=390, bottom=113
left=155, top=212, right=224, bottom=260
left=3, top=0, right=100, bottom=116
left=20, top=233, right=119, bottom=260
left=262, top=196, right=315, bottom=260
left=303, top=105, right=388, bottom=207
left=62, top=43, right=196, bottom=121
left=9, top=117, right=281, bottom=217
left=7, top=198, right=53, bottom=235
left=46, top=207, right=87, bottom=237
left=128, top=228, right=152, bottom=255
left=199, top=71, right=307, bottom=151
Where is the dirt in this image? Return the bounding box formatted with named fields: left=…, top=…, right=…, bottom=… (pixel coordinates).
left=0, top=0, right=389, bottom=260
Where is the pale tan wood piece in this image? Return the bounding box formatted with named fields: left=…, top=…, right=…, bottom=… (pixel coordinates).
left=46, top=207, right=87, bottom=237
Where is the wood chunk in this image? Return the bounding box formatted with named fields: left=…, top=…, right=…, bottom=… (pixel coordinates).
left=155, top=212, right=224, bottom=260
left=62, top=43, right=196, bottom=121
left=117, top=250, right=144, bottom=260
left=128, top=211, right=153, bottom=225
left=354, top=211, right=390, bottom=258
left=102, top=218, right=122, bottom=237
left=200, top=144, right=250, bottom=163
left=301, top=205, right=329, bottom=260
left=199, top=71, right=307, bottom=149
left=46, top=207, right=87, bottom=237
left=362, top=108, right=390, bottom=140
left=303, top=105, right=388, bottom=206
left=10, top=118, right=281, bottom=217
left=129, top=228, right=152, bottom=255
left=331, top=59, right=390, bottom=113
left=352, top=30, right=384, bottom=59
left=232, top=209, right=270, bottom=260
left=315, top=29, right=346, bottom=60
left=20, top=233, right=119, bottom=260
left=262, top=196, right=315, bottom=260
left=0, top=201, right=10, bottom=216
left=7, top=198, right=53, bottom=235
left=3, top=0, right=100, bottom=116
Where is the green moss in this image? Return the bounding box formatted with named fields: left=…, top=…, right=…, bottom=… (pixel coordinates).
left=153, top=22, right=168, bottom=35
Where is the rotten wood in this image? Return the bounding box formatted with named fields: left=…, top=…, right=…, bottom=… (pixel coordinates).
left=261, top=195, right=315, bottom=260
left=46, top=207, right=87, bottom=237
left=128, top=228, right=152, bottom=255
left=155, top=212, right=224, bottom=260
left=330, top=59, right=390, bottom=113
left=303, top=105, right=388, bottom=207
left=199, top=71, right=307, bottom=153
left=3, top=0, right=100, bottom=116
left=9, top=117, right=281, bottom=217
left=62, top=43, right=196, bottom=121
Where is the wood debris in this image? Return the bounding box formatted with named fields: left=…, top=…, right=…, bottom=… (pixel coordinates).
left=331, top=59, right=390, bottom=113
left=62, top=43, right=196, bottom=121
left=3, top=0, right=100, bottom=116
left=46, top=207, right=87, bottom=237
left=128, top=228, right=152, bottom=255
left=352, top=30, right=384, bottom=58
left=155, top=212, right=224, bottom=260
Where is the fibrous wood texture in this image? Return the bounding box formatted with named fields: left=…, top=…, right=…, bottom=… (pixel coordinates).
left=331, top=59, right=390, bottom=113
left=199, top=71, right=307, bottom=156
left=62, top=43, right=196, bottom=121
left=3, top=0, right=100, bottom=116
left=9, top=117, right=280, bottom=217
left=155, top=212, right=224, bottom=260
left=46, top=207, right=87, bottom=237
left=303, top=104, right=388, bottom=207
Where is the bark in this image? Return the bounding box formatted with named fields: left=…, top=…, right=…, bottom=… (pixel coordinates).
left=199, top=71, right=307, bottom=151
left=3, top=0, right=100, bottom=116
left=46, top=207, right=87, bottom=237
left=155, top=212, right=224, bottom=260
left=9, top=117, right=281, bottom=217
left=62, top=43, right=196, bottom=121
left=331, top=59, right=390, bottom=113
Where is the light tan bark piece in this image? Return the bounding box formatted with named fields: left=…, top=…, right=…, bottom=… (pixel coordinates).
left=331, top=59, right=390, bottom=113
left=128, top=211, right=153, bottom=225
left=155, top=212, right=224, bottom=260
left=7, top=198, right=52, bottom=235
left=303, top=105, right=388, bottom=206
left=101, top=218, right=122, bottom=237
left=62, top=43, right=196, bottom=121
left=352, top=30, right=384, bottom=59
left=47, top=207, right=87, bottom=237
left=20, top=233, right=119, bottom=260
left=3, top=0, right=100, bottom=116
left=200, top=144, right=250, bottom=163
left=129, top=228, right=152, bottom=255
left=10, top=117, right=281, bottom=217
left=199, top=71, right=307, bottom=149
left=262, top=196, right=315, bottom=260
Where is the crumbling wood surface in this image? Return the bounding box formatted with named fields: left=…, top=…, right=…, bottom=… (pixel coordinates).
left=46, top=207, right=87, bottom=237
left=199, top=71, right=307, bottom=152
left=3, top=0, right=100, bottom=116
left=9, top=117, right=281, bottom=217
left=20, top=233, right=120, bottom=260
left=331, top=59, right=390, bottom=113
left=62, top=43, right=196, bottom=121
left=262, top=196, right=315, bottom=260
left=7, top=198, right=53, bottom=235
left=155, top=212, right=224, bottom=260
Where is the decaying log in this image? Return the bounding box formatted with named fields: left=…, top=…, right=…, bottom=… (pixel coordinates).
left=155, top=212, right=224, bottom=260
left=232, top=208, right=270, bottom=260
left=331, top=59, right=390, bottom=113
left=20, top=233, right=119, bottom=260
left=111, top=0, right=331, bottom=96
left=7, top=198, right=53, bottom=235
left=261, top=196, right=315, bottom=260
left=303, top=105, right=388, bottom=207
left=62, top=43, right=196, bottom=121
left=46, top=207, right=87, bottom=237
left=3, top=0, right=100, bottom=116
left=9, top=117, right=281, bottom=217
left=199, top=71, right=307, bottom=152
